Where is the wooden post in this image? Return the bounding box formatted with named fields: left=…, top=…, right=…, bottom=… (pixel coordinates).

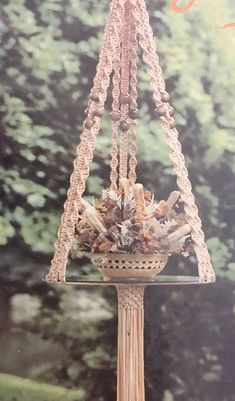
left=116, top=285, right=145, bottom=401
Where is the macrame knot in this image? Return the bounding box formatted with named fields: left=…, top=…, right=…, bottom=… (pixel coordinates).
left=117, top=285, right=145, bottom=309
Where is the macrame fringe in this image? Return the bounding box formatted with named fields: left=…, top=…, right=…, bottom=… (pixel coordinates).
left=117, top=285, right=145, bottom=401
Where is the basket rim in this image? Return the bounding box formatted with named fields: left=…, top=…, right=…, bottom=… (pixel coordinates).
left=91, top=252, right=169, bottom=261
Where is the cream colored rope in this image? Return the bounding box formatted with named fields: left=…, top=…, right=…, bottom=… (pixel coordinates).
left=134, top=0, right=215, bottom=282
left=116, top=285, right=145, bottom=401
left=128, top=10, right=138, bottom=185
left=110, top=20, right=122, bottom=192
left=119, top=0, right=131, bottom=181
left=47, top=0, right=123, bottom=282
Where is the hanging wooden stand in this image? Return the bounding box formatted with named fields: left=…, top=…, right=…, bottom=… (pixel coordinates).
left=46, top=0, right=216, bottom=399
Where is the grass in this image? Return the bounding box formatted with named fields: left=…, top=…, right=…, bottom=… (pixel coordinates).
left=0, top=373, right=85, bottom=401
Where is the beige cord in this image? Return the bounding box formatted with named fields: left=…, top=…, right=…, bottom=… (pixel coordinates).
left=117, top=285, right=145, bottom=401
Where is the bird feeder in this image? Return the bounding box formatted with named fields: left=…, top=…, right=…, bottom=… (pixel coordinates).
left=46, top=0, right=216, bottom=399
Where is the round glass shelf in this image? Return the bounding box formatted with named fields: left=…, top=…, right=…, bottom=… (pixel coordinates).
left=65, top=275, right=209, bottom=286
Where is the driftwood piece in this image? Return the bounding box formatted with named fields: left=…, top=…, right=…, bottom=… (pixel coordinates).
left=80, top=198, right=107, bottom=234
left=165, top=191, right=180, bottom=213
left=155, top=191, right=180, bottom=218
left=155, top=200, right=168, bottom=218
left=120, top=178, right=131, bottom=207
left=133, top=183, right=146, bottom=220
left=168, top=223, right=191, bottom=244
left=169, top=235, right=190, bottom=253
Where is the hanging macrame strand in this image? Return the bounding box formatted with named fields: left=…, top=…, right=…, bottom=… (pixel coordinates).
left=47, top=0, right=123, bottom=282
left=110, top=1, right=123, bottom=192
left=110, top=51, right=120, bottom=192
left=128, top=5, right=138, bottom=185
left=46, top=0, right=215, bottom=284
left=119, top=0, right=131, bottom=181
left=134, top=0, right=215, bottom=282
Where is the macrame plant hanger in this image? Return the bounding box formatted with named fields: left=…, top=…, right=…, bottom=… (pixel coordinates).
left=46, top=0, right=216, bottom=400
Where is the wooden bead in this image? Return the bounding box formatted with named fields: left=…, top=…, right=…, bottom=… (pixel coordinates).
left=110, top=110, right=121, bottom=121
left=119, top=120, right=130, bottom=132
left=160, top=91, right=170, bottom=103
left=155, top=104, right=167, bottom=116
left=93, top=106, right=105, bottom=117
left=129, top=108, right=139, bottom=119
left=84, top=117, right=95, bottom=129
left=168, top=117, right=176, bottom=129
left=90, top=92, right=99, bottom=102
left=119, top=93, right=131, bottom=105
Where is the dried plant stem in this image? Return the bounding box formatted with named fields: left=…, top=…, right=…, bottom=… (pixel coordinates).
left=133, top=183, right=146, bottom=220
left=80, top=199, right=107, bottom=234
left=120, top=178, right=131, bottom=207
left=168, top=223, right=191, bottom=244
left=165, top=191, right=180, bottom=213
left=116, top=285, right=145, bottom=401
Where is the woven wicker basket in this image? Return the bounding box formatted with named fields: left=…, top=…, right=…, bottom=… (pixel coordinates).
left=91, top=253, right=168, bottom=281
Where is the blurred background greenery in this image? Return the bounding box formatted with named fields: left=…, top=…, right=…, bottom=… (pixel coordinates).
left=0, top=0, right=235, bottom=400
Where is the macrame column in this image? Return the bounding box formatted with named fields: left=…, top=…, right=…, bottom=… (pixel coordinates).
left=116, top=285, right=145, bottom=401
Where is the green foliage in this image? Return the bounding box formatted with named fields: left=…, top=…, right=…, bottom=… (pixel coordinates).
left=144, top=281, right=235, bottom=401
left=32, top=286, right=116, bottom=400
left=0, top=373, right=85, bottom=401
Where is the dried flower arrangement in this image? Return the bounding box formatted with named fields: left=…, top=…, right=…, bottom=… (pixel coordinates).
left=71, top=178, right=194, bottom=261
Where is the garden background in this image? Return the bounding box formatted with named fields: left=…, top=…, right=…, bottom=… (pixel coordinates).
left=0, top=0, right=235, bottom=400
